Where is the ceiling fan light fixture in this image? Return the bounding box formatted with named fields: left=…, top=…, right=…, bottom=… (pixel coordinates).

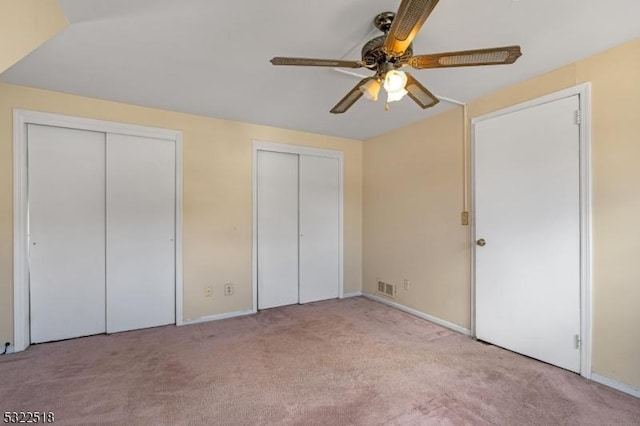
left=386, top=88, right=408, bottom=102
left=360, top=78, right=382, bottom=101
left=384, top=70, right=408, bottom=102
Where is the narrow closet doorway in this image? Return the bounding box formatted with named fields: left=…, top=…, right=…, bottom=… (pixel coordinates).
left=254, top=143, right=343, bottom=310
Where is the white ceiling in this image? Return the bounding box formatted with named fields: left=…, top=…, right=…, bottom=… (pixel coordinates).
left=2, top=0, right=639, bottom=140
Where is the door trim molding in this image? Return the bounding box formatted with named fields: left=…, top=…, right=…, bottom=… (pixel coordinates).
left=12, top=109, right=184, bottom=352
left=470, top=83, right=592, bottom=379
left=251, top=140, right=345, bottom=313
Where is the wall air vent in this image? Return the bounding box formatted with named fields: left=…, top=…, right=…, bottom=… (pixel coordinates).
left=377, top=280, right=396, bottom=298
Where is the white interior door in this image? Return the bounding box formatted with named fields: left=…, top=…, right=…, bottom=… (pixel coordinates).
left=28, top=124, right=106, bottom=343
left=106, top=133, right=176, bottom=333
left=475, top=95, right=581, bottom=372
left=257, top=150, right=299, bottom=309
left=299, top=155, right=340, bottom=303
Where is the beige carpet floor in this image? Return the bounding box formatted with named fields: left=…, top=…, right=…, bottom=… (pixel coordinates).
left=1, top=297, right=638, bottom=425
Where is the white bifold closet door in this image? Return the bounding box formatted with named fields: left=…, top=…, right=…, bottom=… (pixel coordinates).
left=257, top=151, right=299, bottom=310
left=299, top=155, right=340, bottom=303
left=28, top=124, right=107, bottom=343
left=257, top=150, right=339, bottom=310
left=106, top=134, right=176, bottom=333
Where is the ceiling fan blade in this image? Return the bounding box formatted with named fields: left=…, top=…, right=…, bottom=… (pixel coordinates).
left=404, top=72, right=440, bottom=109
left=410, top=45, right=522, bottom=69
left=270, top=57, right=363, bottom=68
left=383, top=0, right=440, bottom=57
left=404, top=73, right=439, bottom=109
left=330, top=77, right=372, bottom=114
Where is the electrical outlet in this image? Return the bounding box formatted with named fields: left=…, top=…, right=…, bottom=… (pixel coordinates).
left=205, top=285, right=213, bottom=298
left=404, top=279, right=410, bottom=291
left=224, top=283, right=233, bottom=296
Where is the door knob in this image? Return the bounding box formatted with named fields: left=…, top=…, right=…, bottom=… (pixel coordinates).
left=476, top=238, right=486, bottom=247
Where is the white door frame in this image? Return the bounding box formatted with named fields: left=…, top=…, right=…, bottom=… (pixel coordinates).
left=470, top=83, right=592, bottom=378
left=252, top=140, right=345, bottom=312
left=12, top=109, right=184, bottom=352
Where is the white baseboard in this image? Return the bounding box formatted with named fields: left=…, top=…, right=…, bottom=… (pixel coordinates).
left=591, top=373, right=640, bottom=398
left=363, top=292, right=472, bottom=336
left=184, top=294, right=364, bottom=326
left=180, top=309, right=256, bottom=326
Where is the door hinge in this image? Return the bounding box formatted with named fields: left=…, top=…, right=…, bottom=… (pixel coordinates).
left=574, top=334, right=581, bottom=349
left=575, top=109, right=582, bottom=125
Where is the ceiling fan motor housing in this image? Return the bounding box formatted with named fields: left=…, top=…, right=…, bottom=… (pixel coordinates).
left=362, top=35, right=413, bottom=68
left=365, top=12, right=413, bottom=68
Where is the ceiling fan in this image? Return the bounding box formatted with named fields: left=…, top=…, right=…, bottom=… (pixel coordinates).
left=270, top=0, right=522, bottom=114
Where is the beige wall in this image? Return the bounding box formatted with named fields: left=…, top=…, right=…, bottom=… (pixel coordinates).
left=0, top=83, right=363, bottom=343
left=363, top=39, right=640, bottom=388
left=0, top=0, right=68, bottom=73
left=575, top=42, right=640, bottom=389
left=363, top=108, right=470, bottom=328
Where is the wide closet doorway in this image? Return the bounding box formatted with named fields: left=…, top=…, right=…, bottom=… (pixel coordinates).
left=15, top=111, right=182, bottom=347
left=254, top=142, right=343, bottom=310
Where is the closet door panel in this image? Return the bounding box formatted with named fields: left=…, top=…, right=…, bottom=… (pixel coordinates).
left=257, top=150, right=299, bottom=309
left=299, top=155, right=340, bottom=303
left=28, top=124, right=106, bottom=343
left=106, top=134, right=176, bottom=333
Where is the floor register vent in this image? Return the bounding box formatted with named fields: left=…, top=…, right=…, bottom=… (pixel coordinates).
left=377, top=281, right=396, bottom=298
